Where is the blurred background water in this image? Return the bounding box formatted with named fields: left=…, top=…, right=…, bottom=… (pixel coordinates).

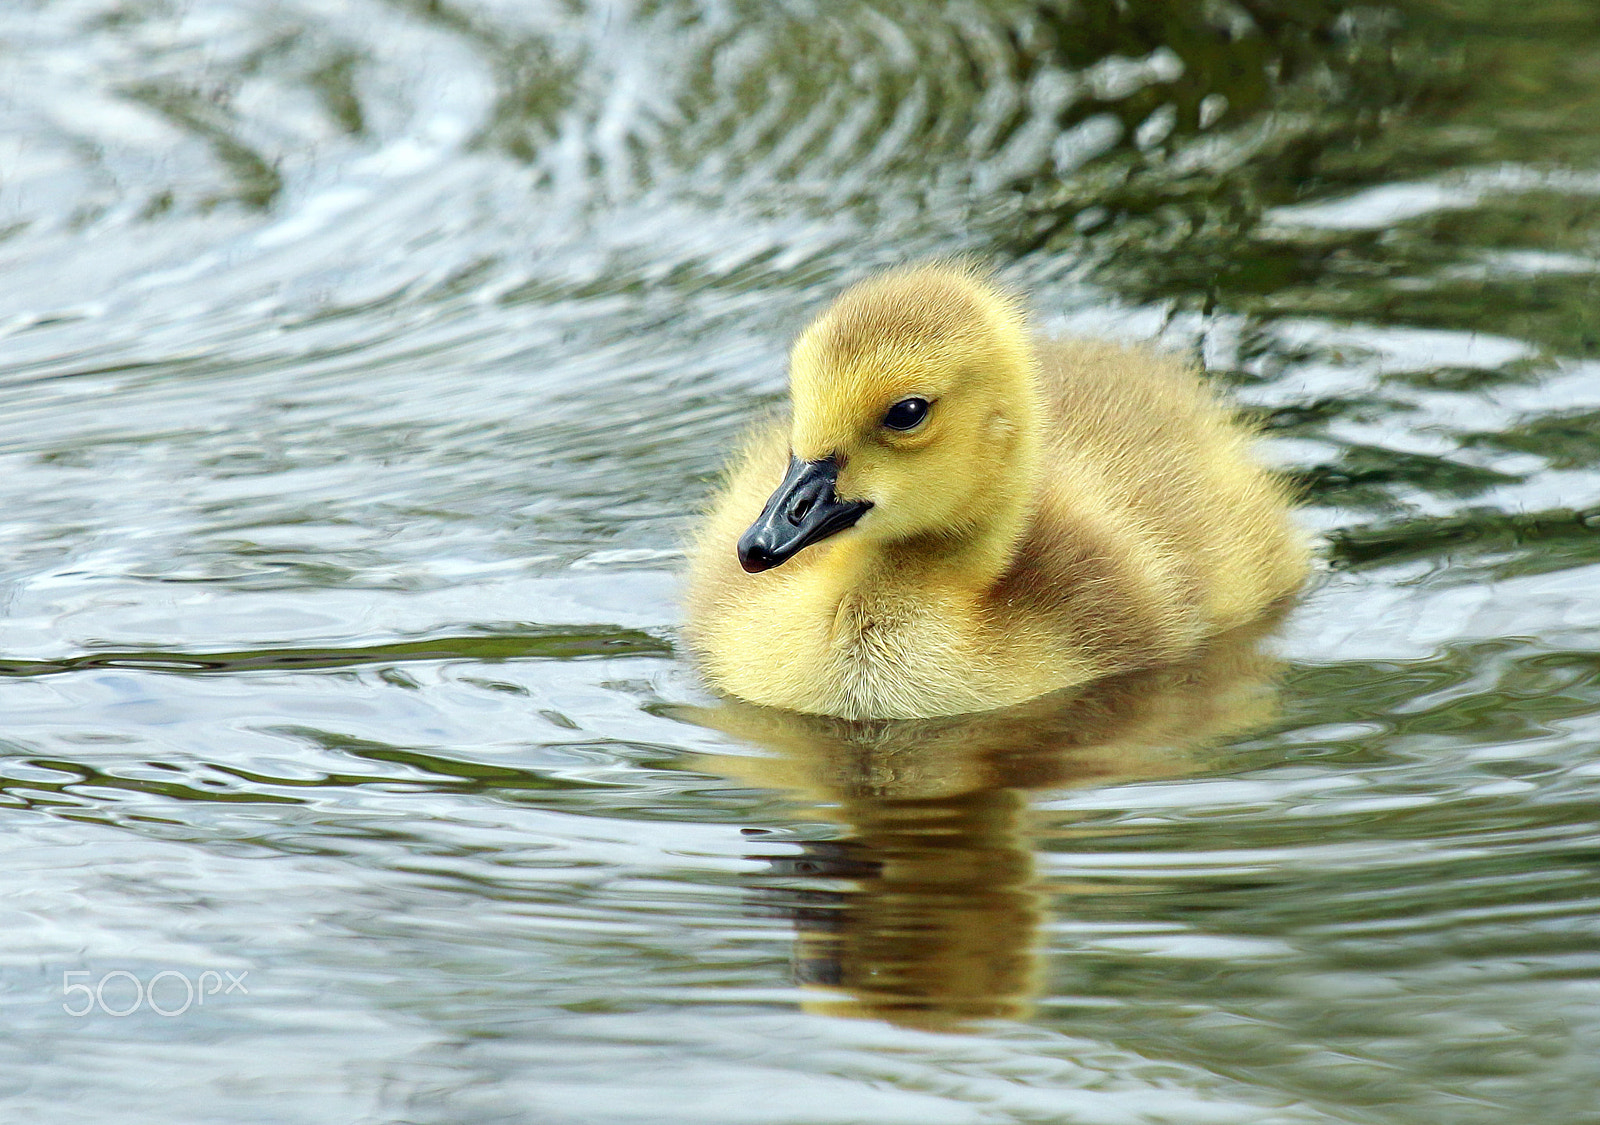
left=3, top=0, right=1600, bottom=1121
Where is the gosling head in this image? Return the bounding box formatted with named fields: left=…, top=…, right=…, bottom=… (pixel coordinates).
left=738, top=264, right=1041, bottom=574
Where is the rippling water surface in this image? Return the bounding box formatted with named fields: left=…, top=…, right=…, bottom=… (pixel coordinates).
left=4, top=1, right=1600, bottom=1121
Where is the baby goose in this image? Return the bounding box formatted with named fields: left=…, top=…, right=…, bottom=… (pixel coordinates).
left=684, top=264, right=1307, bottom=719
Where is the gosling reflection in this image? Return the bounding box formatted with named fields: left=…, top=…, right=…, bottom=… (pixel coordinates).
left=774, top=787, right=1044, bottom=1027
left=680, top=622, right=1286, bottom=1031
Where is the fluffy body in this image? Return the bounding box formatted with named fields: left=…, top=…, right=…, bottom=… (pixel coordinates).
left=684, top=265, right=1307, bottom=719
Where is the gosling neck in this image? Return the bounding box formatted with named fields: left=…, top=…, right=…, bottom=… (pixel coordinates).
left=898, top=429, right=1043, bottom=589
left=833, top=391, right=1046, bottom=602
left=916, top=365, right=1048, bottom=586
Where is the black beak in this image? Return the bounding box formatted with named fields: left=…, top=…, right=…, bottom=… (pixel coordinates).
left=737, top=456, right=873, bottom=574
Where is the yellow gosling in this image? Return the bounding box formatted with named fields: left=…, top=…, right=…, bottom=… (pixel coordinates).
left=684, top=263, right=1308, bottom=719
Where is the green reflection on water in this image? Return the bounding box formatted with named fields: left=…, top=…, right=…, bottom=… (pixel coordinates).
left=1014, top=0, right=1600, bottom=361
left=0, top=627, right=670, bottom=679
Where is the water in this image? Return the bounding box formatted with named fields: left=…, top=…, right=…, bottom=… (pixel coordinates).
left=3, top=0, right=1599, bottom=1120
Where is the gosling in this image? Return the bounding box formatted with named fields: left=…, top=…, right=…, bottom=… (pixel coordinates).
left=684, top=264, right=1307, bottom=719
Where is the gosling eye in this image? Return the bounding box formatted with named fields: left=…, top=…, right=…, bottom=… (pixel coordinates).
left=881, top=397, right=930, bottom=432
